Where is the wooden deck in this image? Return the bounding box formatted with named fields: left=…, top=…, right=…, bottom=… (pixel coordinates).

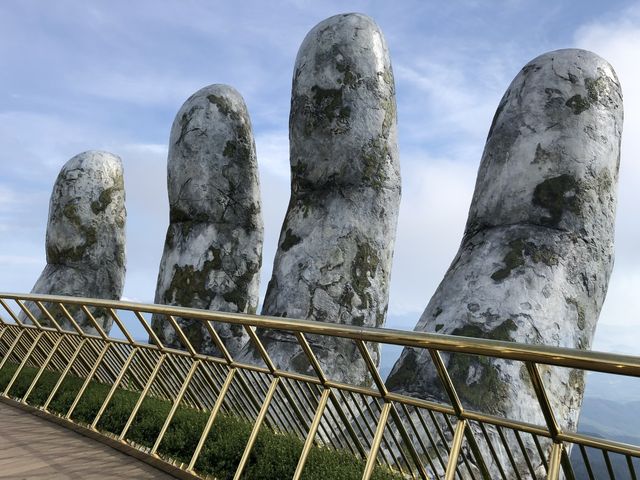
left=0, top=401, right=177, bottom=479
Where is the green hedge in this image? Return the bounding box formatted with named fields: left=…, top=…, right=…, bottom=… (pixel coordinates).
left=0, top=363, right=403, bottom=480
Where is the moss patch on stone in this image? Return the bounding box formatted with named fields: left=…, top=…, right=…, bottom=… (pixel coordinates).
left=532, top=174, right=580, bottom=227
left=491, top=239, right=559, bottom=282
left=91, top=186, right=118, bottom=214
left=565, top=297, right=586, bottom=331
left=351, top=242, right=380, bottom=310
left=386, top=348, right=419, bottom=391
left=49, top=203, right=98, bottom=264
left=163, top=247, right=223, bottom=307
left=281, top=228, right=302, bottom=252
left=446, top=319, right=517, bottom=412
left=565, top=94, right=590, bottom=114
left=207, top=94, right=234, bottom=117
left=361, top=137, right=389, bottom=190
left=303, top=86, right=351, bottom=136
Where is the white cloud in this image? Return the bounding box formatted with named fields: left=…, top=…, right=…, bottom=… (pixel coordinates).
left=387, top=156, right=477, bottom=317
left=573, top=4, right=640, bottom=344
left=255, top=131, right=290, bottom=179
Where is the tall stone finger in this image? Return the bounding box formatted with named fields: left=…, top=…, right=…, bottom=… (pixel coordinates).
left=241, top=13, right=400, bottom=386
left=386, top=49, right=622, bottom=475
left=151, top=84, right=263, bottom=357
left=23, top=150, right=126, bottom=334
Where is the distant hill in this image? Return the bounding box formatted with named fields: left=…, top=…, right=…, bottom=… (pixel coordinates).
left=572, top=396, right=640, bottom=478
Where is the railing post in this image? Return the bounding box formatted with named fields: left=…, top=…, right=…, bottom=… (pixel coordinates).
left=361, top=401, right=392, bottom=480
left=547, top=441, right=563, bottom=479
left=445, top=418, right=467, bottom=480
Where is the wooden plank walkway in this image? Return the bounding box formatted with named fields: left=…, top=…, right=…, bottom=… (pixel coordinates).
left=0, top=401, right=177, bottom=479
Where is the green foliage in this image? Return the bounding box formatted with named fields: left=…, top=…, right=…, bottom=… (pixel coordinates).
left=0, top=363, right=402, bottom=479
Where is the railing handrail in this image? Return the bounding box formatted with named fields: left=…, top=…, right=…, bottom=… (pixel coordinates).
left=2, top=291, right=639, bottom=378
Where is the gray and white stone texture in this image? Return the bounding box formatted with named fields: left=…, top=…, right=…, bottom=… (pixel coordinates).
left=151, top=84, right=263, bottom=357
left=23, top=151, right=126, bottom=334
left=386, top=49, right=622, bottom=477
left=240, top=13, right=401, bottom=386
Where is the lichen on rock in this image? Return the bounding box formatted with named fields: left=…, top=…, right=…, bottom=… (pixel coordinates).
left=22, top=151, right=126, bottom=334
left=237, top=13, right=401, bottom=386
left=151, top=84, right=263, bottom=357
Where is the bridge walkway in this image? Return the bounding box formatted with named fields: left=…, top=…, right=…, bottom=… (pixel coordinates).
left=0, top=401, right=176, bottom=479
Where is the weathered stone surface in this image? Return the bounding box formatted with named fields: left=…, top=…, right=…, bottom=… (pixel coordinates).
left=239, top=13, right=400, bottom=386
left=387, top=49, right=622, bottom=476
left=151, top=84, right=263, bottom=357
left=23, top=151, right=126, bottom=334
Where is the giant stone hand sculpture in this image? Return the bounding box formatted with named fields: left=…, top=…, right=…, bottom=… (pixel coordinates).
left=151, top=84, right=263, bottom=356
left=386, top=49, right=622, bottom=476
left=23, top=151, right=126, bottom=334
left=239, top=13, right=401, bottom=385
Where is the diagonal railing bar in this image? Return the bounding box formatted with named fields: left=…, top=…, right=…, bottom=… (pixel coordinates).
left=203, top=319, right=233, bottom=364
left=603, top=450, right=616, bottom=479
left=35, top=301, right=66, bottom=333
left=416, top=408, right=449, bottom=473
left=379, top=400, right=414, bottom=475
left=362, top=401, right=392, bottom=480
left=463, top=424, right=492, bottom=479
left=0, top=298, right=25, bottom=326
left=22, top=335, right=66, bottom=403
left=55, top=302, right=85, bottom=334
left=353, top=347, right=423, bottom=473
left=365, top=397, right=400, bottom=471
left=151, top=359, right=200, bottom=455
left=233, top=376, right=281, bottom=480
left=107, top=308, right=136, bottom=345
left=477, top=421, right=508, bottom=480
left=496, top=426, right=523, bottom=480
left=444, top=419, right=467, bottom=480
left=443, top=414, right=477, bottom=480
left=514, top=429, right=537, bottom=479
left=80, top=304, right=109, bottom=339
left=16, top=299, right=44, bottom=328
left=90, top=347, right=139, bottom=429
left=133, top=310, right=164, bottom=349
left=627, top=455, right=638, bottom=480
left=403, top=403, right=440, bottom=476
left=187, top=366, right=237, bottom=472
left=547, top=441, right=563, bottom=479
left=42, top=337, right=88, bottom=409
left=295, top=331, right=327, bottom=384
left=385, top=402, right=427, bottom=479
left=429, top=349, right=463, bottom=417
left=65, top=342, right=111, bottom=419
left=349, top=392, right=384, bottom=460
left=166, top=314, right=197, bottom=356
left=305, top=381, right=346, bottom=452
left=243, top=324, right=277, bottom=372
left=329, top=388, right=368, bottom=458
left=118, top=354, right=166, bottom=441
left=244, top=368, right=283, bottom=433
left=356, top=340, right=388, bottom=397
left=533, top=432, right=549, bottom=473
left=561, top=447, right=577, bottom=480
left=341, top=389, right=382, bottom=458
left=389, top=402, right=429, bottom=479
left=3, top=330, right=44, bottom=395
left=0, top=329, right=26, bottom=371
left=292, top=387, right=331, bottom=480
left=526, top=361, right=561, bottom=440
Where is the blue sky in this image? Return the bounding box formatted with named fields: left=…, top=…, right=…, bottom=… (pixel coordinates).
left=1, top=0, right=639, bottom=358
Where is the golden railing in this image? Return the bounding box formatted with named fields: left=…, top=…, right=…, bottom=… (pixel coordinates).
left=0, top=292, right=638, bottom=479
